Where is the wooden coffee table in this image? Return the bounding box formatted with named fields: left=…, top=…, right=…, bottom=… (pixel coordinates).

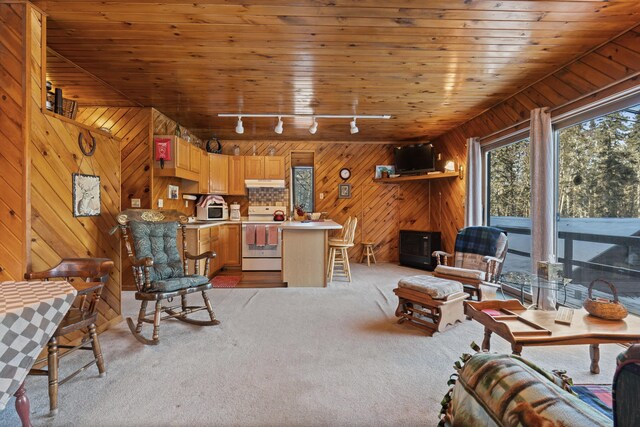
left=464, top=300, right=640, bottom=374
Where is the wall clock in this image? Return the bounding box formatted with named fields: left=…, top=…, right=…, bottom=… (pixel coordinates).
left=339, top=168, right=351, bottom=180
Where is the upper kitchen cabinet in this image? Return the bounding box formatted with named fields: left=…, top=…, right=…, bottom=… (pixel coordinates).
left=228, top=156, right=245, bottom=195
left=244, top=156, right=264, bottom=179
left=209, top=153, right=229, bottom=195
left=153, top=135, right=200, bottom=181
left=244, top=156, right=285, bottom=180
left=264, top=156, right=285, bottom=179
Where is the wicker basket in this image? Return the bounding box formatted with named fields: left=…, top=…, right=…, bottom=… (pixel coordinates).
left=583, top=279, right=628, bottom=320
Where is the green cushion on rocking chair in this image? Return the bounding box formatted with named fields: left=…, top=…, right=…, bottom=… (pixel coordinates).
left=129, top=220, right=210, bottom=292
left=152, top=275, right=210, bottom=292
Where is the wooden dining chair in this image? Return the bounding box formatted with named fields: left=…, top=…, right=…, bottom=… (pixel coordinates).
left=327, top=217, right=358, bottom=282
left=25, top=258, right=114, bottom=415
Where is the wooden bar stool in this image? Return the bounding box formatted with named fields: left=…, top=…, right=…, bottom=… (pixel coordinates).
left=327, top=217, right=358, bottom=282
left=360, top=242, right=377, bottom=266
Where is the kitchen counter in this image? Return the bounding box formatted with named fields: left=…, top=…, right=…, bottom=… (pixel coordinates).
left=278, top=220, right=342, bottom=230
left=281, top=221, right=342, bottom=288
left=184, top=220, right=240, bottom=229
left=185, top=219, right=341, bottom=230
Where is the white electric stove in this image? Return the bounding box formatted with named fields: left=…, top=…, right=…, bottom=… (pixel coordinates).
left=242, top=206, right=285, bottom=271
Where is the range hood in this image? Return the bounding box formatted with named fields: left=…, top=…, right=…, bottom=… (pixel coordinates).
left=244, top=179, right=286, bottom=189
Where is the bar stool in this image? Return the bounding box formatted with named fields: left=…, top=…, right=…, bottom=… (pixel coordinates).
left=327, top=217, right=358, bottom=282
left=360, top=242, right=377, bottom=266
left=329, top=217, right=351, bottom=245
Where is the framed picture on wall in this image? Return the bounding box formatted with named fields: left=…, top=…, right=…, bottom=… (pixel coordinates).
left=72, top=173, right=101, bottom=217
left=338, top=183, right=351, bottom=199
left=167, top=184, right=179, bottom=200
left=375, top=165, right=395, bottom=179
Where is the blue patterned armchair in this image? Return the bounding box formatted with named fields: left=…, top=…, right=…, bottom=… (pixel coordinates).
left=114, top=209, right=220, bottom=345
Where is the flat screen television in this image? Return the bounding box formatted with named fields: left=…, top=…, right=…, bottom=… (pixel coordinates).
left=394, top=144, right=436, bottom=174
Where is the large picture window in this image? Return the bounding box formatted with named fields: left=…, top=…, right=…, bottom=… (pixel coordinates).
left=556, top=103, right=640, bottom=314
left=486, top=137, right=531, bottom=273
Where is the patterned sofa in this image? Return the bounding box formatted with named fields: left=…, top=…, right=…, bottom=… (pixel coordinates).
left=440, top=345, right=640, bottom=427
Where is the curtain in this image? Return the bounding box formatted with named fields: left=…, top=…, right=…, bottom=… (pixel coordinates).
left=530, top=107, right=556, bottom=310
left=464, top=137, right=482, bottom=227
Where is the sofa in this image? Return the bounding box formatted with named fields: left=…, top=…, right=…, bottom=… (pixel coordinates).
left=440, top=345, right=640, bottom=426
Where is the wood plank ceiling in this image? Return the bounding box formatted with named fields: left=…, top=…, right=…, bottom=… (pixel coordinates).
left=36, top=0, right=640, bottom=141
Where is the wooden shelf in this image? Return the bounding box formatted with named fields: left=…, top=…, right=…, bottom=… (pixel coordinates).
left=374, top=171, right=460, bottom=183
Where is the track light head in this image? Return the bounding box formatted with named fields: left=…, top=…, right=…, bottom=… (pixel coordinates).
left=309, top=117, right=318, bottom=134
left=235, top=117, right=244, bottom=134
left=350, top=118, right=359, bottom=134
left=274, top=116, right=284, bottom=134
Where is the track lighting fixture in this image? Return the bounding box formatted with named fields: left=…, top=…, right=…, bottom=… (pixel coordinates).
left=309, top=117, right=318, bottom=134
left=274, top=116, right=284, bottom=134
left=350, top=118, right=359, bottom=134
left=235, top=117, right=244, bottom=134
left=219, top=113, right=390, bottom=135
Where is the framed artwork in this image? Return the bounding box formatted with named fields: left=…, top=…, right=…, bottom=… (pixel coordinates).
left=338, top=183, right=351, bottom=199
left=72, top=173, right=101, bottom=217
left=375, top=165, right=395, bottom=179
left=168, top=184, right=179, bottom=200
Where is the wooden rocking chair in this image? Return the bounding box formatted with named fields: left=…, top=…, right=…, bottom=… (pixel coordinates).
left=113, top=209, right=220, bottom=345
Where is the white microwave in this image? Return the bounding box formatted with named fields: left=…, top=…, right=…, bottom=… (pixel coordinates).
left=196, top=204, right=229, bottom=221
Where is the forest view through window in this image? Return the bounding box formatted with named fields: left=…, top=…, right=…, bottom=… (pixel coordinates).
left=487, top=137, right=531, bottom=273
left=292, top=166, right=314, bottom=213
left=557, top=103, right=640, bottom=314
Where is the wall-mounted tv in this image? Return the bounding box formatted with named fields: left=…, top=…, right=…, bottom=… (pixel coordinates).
left=394, top=144, right=436, bottom=175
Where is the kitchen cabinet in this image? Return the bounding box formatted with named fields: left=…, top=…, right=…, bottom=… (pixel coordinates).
left=244, top=156, right=285, bottom=180
left=244, top=156, right=264, bottom=179
left=189, top=144, right=201, bottom=174
left=154, top=135, right=199, bottom=181
left=185, top=224, right=242, bottom=277
left=221, top=224, right=241, bottom=267
left=228, top=156, right=245, bottom=195
left=264, top=156, right=285, bottom=179
left=208, top=153, right=229, bottom=195
left=183, top=149, right=210, bottom=194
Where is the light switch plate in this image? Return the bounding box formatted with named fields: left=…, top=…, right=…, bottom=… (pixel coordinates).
left=131, top=198, right=141, bottom=208
left=157, top=199, right=164, bottom=208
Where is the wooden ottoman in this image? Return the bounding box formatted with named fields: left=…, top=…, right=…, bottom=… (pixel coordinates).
left=393, top=275, right=468, bottom=335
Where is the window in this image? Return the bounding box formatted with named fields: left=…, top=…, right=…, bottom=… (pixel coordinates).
left=292, top=166, right=314, bottom=212
left=556, top=103, right=640, bottom=314
left=486, top=137, right=531, bottom=273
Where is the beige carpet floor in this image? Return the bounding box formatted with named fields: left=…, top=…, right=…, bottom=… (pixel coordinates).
left=0, top=263, right=624, bottom=426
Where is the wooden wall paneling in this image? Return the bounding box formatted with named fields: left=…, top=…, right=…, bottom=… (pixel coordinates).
left=221, top=140, right=432, bottom=262
left=431, top=24, right=640, bottom=252
left=0, top=2, right=27, bottom=280
left=26, top=6, right=122, bottom=331
left=76, top=106, right=152, bottom=291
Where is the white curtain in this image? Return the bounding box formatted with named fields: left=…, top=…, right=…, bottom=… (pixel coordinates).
left=530, top=107, right=556, bottom=310
left=464, top=137, right=483, bottom=227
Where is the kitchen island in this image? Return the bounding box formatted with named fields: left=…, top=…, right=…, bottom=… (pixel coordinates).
left=280, top=220, right=342, bottom=287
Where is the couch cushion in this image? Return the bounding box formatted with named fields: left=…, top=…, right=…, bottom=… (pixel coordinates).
left=435, top=265, right=486, bottom=281
left=151, top=275, right=210, bottom=293
left=130, top=220, right=183, bottom=282
left=397, top=275, right=463, bottom=299
left=448, top=353, right=611, bottom=427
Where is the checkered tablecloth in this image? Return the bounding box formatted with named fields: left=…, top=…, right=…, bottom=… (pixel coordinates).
left=0, top=280, right=76, bottom=410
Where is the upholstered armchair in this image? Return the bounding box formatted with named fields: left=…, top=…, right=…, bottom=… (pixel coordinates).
left=432, top=226, right=508, bottom=300
left=113, top=209, right=220, bottom=345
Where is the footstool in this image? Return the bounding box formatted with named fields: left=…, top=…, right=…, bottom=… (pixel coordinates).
left=393, top=275, right=468, bottom=335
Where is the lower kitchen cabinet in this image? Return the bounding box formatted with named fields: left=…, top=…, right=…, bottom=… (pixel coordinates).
left=222, top=224, right=241, bottom=267
left=185, top=224, right=241, bottom=277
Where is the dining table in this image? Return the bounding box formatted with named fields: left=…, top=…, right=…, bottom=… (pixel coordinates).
left=0, top=280, right=77, bottom=426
